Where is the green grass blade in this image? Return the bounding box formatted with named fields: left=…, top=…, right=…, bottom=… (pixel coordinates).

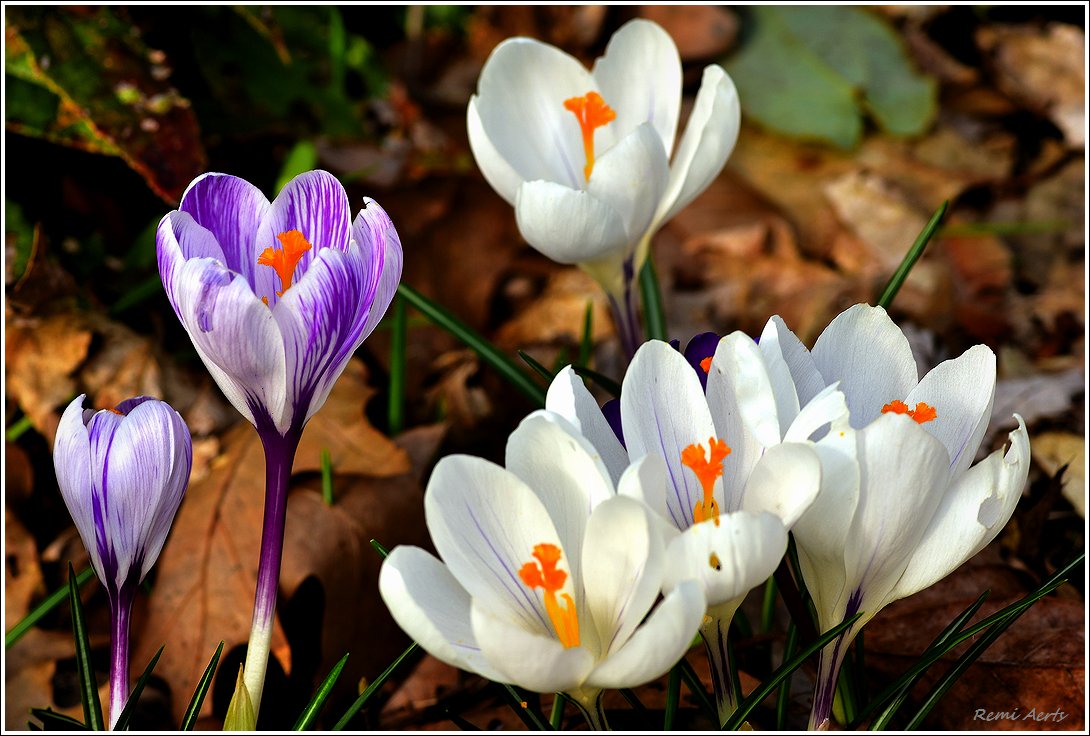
left=113, top=644, right=164, bottom=730
left=7, top=567, right=95, bottom=649
left=618, top=688, right=649, bottom=718
left=664, top=665, right=682, bottom=730
left=760, top=576, right=777, bottom=633
left=6, top=413, right=34, bottom=442
left=30, top=708, right=89, bottom=730
left=775, top=623, right=799, bottom=730
left=723, top=612, right=864, bottom=730
left=678, top=657, right=717, bottom=723
left=294, top=653, right=350, bottom=730
left=549, top=693, right=567, bottom=729
left=388, top=294, right=407, bottom=435
left=518, top=350, right=556, bottom=382
left=332, top=642, right=419, bottom=730
left=639, top=258, right=667, bottom=341
left=370, top=538, right=390, bottom=559
left=500, top=684, right=552, bottom=730
left=180, top=641, right=224, bottom=730
left=320, top=449, right=335, bottom=506
left=571, top=366, right=621, bottom=397
left=876, top=201, right=948, bottom=309
left=68, top=563, right=104, bottom=730
left=398, top=284, right=546, bottom=406
left=578, top=301, right=594, bottom=366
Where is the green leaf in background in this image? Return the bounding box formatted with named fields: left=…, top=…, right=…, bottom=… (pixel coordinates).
left=726, top=7, right=937, bottom=149
left=4, top=6, right=207, bottom=202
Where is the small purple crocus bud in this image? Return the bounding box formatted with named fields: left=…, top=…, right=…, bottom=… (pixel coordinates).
left=53, top=394, right=192, bottom=728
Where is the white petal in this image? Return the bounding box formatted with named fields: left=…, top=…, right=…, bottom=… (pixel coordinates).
left=585, top=580, right=705, bottom=689
left=592, top=18, right=681, bottom=157
left=891, top=416, right=1029, bottom=601
left=53, top=396, right=102, bottom=578
left=906, top=344, right=996, bottom=477
left=581, top=497, right=663, bottom=658
left=763, top=315, right=827, bottom=406
left=784, top=383, right=849, bottom=444
left=424, top=455, right=569, bottom=637
left=810, top=304, right=918, bottom=427
left=585, top=123, right=669, bottom=245
left=467, top=95, right=524, bottom=205
left=474, top=38, right=594, bottom=190
left=514, top=180, right=630, bottom=265
left=663, top=512, right=786, bottom=607
left=621, top=340, right=717, bottom=531
left=616, top=454, right=679, bottom=544
left=545, top=366, right=629, bottom=485
left=712, top=332, right=784, bottom=447
left=378, top=546, right=507, bottom=681
left=704, top=336, right=765, bottom=510
left=740, top=442, right=821, bottom=528
left=651, top=65, right=740, bottom=232
left=472, top=600, right=596, bottom=693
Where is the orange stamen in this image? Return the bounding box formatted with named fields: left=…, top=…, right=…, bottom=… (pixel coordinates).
left=700, top=356, right=713, bottom=373
left=681, top=437, right=731, bottom=526
left=518, top=543, right=580, bottom=648
left=563, top=91, right=616, bottom=181
left=258, top=230, right=313, bottom=297
left=107, top=408, right=124, bottom=415
left=881, top=399, right=938, bottom=424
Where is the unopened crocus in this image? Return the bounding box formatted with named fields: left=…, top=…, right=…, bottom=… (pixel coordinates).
left=54, top=395, right=192, bottom=728
left=761, top=304, right=1031, bottom=729
left=157, top=170, right=402, bottom=716
left=468, top=19, right=740, bottom=358
left=379, top=413, right=706, bottom=728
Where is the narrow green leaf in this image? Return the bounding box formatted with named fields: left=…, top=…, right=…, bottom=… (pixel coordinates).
left=180, top=641, right=224, bottom=731
left=29, top=708, right=89, bottom=730
left=275, top=140, right=319, bottom=193
left=68, top=563, right=104, bottom=731
left=224, top=665, right=256, bottom=730
left=369, top=538, right=390, bottom=559
left=113, top=644, right=164, bottom=730
left=333, top=642, right=419, bottom=730
left=398, top=284, right=546, bottom=406
left=760, top=576, right=777, bottom=633
left=678, top=658, right=717, bottom=723
left=723, top=612, right=864, bottom=730
left=500, top=684, right=552, bottom=730
left=571, top=366, right=621, bottom=398
left=618, top=688, right=649, bottom=718
left=6, top=414, right=35, bottom=443
left=876, top=201, right=948, bottom=309
left=518, top=350, right=556, bottom=383
left=664, top=665, right=682, bottom=730
left=638, top=259, right=667, bottom=342
left=578, top=301, right=594, bottom=366
left=388, top=294, right=407, bottom=435
left=7, top=567, right=95, bottom=649
left=549, top=693, right=567, bottom=729
left=775, top=623, right=799, bottom=730
left=294, top=653, right=350, bottom=730
left=320, top=449, right=335, bottom=506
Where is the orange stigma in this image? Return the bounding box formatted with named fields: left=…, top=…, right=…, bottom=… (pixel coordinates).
left=699, top=356, right=713, bottom=373
left=258, top=230, right=313, bottom=297
left=681, top=437, right=731, bottom=526
left=563, top=91, right=616, bottom=181
left=518, top=543, right=580, bottom=648
left=881, top=399, right=937, bottom=424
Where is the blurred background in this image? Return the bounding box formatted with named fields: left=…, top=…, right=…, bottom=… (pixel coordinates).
left=4, top=5, right=1085, bottom=730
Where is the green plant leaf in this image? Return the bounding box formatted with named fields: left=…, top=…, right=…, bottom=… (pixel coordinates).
left=67, top=563, right=104, bottom=731
left=275, top=140, right=320, bottom=193
left=223, top=665, right=256, bottom=731
left=7, top=567, right=95, bottom=649
left=29, top=708, right=89, bottom=731
left=638, top=259, right=667, bottom=342
left=294, top=653, right=350, bottom=730
left=112, top=645, right=164, bottom=730
left=387, top=294, right=408, bottom=435
left=726, top=7, right=937, bottom=149
left=333, top=642, right=420, bottom=730
left=876, top=201, right=948, bottom=309
left=180, top=641, right=224, bottom=731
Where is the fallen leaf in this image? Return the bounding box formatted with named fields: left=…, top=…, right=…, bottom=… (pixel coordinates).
left=494, top=268, right=611, bottom=350
left=1031, top=432, right=1085, bottom=517
left=988, top=367, right=1085, bottom=446
left=637, top=5, right=738, bottom=60
left=5, top=510, right=44, bottom=628
left=4, top=441, right=34, bottom=503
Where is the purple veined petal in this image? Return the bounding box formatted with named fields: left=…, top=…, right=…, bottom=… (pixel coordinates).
left=179, top=172, right=269, bottom=289
left=682, top=331, right=720, bottom=391
left=255, top=170, right=352, bottom=307
left=85, top=408, right=130, bottom=588
left=351, top=197, right=403, bottom=342
left=54, top=396, right=104, bottom=581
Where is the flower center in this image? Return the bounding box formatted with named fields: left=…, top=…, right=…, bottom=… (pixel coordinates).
left=563, top=91, right=616, bottom=182
left=881, top=400, right=937, bottom=424
left=681, top=437, right=731, bottom=526
left=258, top=230, right=313, bottom=300
left=518, top=543, right=580, bottom=648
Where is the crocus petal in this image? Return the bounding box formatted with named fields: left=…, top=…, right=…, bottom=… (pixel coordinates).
left=545, top=366, right=629, bottom=485
left=783, top=383, right=849, bottom=444
left=592, top=19, right=681, bottom=156
left=163, top=256, right=286, bottom=428
left=891, top=416, right=1029, bottom=601
left=475, top=38, right=595, bottom=190
left=467, top=96, right=525, bottom=205
left=379, top=546, right=507, bottom=681
left=351, top=197, right=403, bottom=342
left=514, top=180, right=630, bottom=265
left=472, top=601, right=596, bottom=693
left=581, top=497, right=664, bottom=658
left=713, top=332, right=787, bottom=446
left=54, top=396, right=101, bottom=577
left=906, top=344, right=996, bottom=477
left=663, top=512, right=786, bottom=607
left=762, top=315, right=826, bottom=407
left=651, top=65, right=740, bottom=232
left=585, top=580, right=705, bottom=689
left=810, top=304, right=918, bottom=427
left=740, top=442, right=821, bottom=528
left=179, top=172, right=269, bottom=286
left=615, top=454, right=679, bottom=544
left=256, top=170, right=352, bottom=306
left=424, top=455, right=570, bottom=638
left=585, top=123, right=670, bottom=246
left=622, top=340, right=717, bottom=531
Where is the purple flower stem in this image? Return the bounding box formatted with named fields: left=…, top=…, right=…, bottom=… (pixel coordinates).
left=241, top=427, right=301, bottom=720
left=608, top=263, right=642, bottom=362
left=809, top=631, right=851, bottom=731
left=107, top=590, right=135, bottom=729
left=700, top=602, right=743, bottom=727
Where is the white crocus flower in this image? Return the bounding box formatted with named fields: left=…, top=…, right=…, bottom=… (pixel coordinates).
left=467, top=19, right=740, bottom=357
left=761, top=304, right=1031, bottom=729
left=379, top=413, right=706, bottom=729
left=547, top=338, right=845, bottom=724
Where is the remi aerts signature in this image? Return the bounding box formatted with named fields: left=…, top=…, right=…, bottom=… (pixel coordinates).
left=974, top=707, right=1069, bottom=723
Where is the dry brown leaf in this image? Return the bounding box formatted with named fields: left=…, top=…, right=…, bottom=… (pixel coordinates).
left=426, top=350, right=493, bottom=429
left=1031, top=431, right=1085, bottom=517
left=5, top=510, right=44, bottom=626
left=133, top=359, right=408, bottom=723
left=79, top=314, right=163, bottom=412
left=5, top=628, right=111, bottom=730
left=5, top=441, right=35, bottom=503
left=494, top=268, right=612, bottom=349
left=637, top=5, right=738, bottom=60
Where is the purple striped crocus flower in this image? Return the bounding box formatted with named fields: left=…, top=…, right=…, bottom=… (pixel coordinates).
left=54, top=395, right=192, bottom=728
left=156, top=170, right=402, bottom=717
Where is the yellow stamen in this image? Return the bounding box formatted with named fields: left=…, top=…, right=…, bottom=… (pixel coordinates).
left=258, top=230, right=313, bottom=297
left=681, top=437, right=731, bottom=526
left=518, top=543, right=580, bottom=648
left=563, top=91, right=616, bottom=181
left=881, top=399, right=937, bottom=424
